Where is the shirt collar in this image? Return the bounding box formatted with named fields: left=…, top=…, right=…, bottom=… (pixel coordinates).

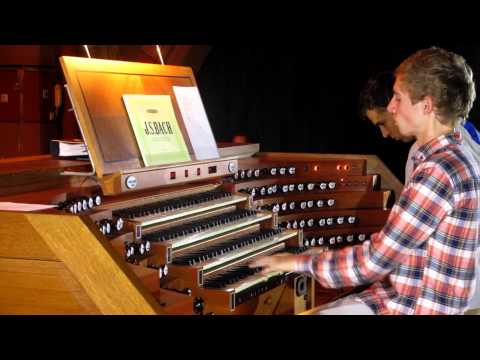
left=413, top=128, right=462, bottom=166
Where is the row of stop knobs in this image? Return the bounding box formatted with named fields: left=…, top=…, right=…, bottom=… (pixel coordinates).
left=233, top=166, right=297, bottom=181
left=303, top=233, right=367, bottom=247
left=263, top=199, right=336, bottom=213
left=95, top=217, right=124, bottom=236
left=58, top=194, right=103, bottom=214
left=281, top=215, right=356, bottom=229
left=125, top=241, right=169, bottom=279
left=239, top=181, right=337, bottom=198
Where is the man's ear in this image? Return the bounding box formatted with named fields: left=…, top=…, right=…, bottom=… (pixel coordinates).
left=422, top=96, right=434, bottom=114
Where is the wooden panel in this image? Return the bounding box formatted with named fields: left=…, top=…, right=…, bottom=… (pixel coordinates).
left=151, top=288, right=194, bottom=314
left=23, top=69, right=42, bottom=122
left=0, top=258, right=100, bottom=314
left=278, top=208, right=391, bottom=229
left=0, top=122, right=19, bottom=158
left=23, top=69, right=57, bottom=123
left=259, top=152, right=404, bottom=196
left=60, top=56, right=199, bottom=177
left=0, top=187, right=68, bottom=205
left=0, top=67, right=59, bottom=157
left=60, top=85, right=81, bottom=139
left=23, top=212, right=164, bottom=314
left=0, top=155, right=85, bottom=174
left=19, top=122, right=58, bottom=156
left=256, top=191, right=391, bottom=213
left=0, top=155, right=92, bottom=197
left=0, top=69, right=20, bottom=123
left=0, top=46, right=57, bottom=66
left=58, top=45, right=211, bottom=140
left=226, top=174, right=379, bottom=194
left=237, top=156, right=366, bottom=177
left=0, top=212, right=58, bottom=260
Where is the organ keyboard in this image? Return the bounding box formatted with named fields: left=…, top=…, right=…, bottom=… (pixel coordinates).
left=0, top=56, right=403, bottom=315
left=114, top=189, right=248, bottom=230
left=142, top=209, right=274, bottom=263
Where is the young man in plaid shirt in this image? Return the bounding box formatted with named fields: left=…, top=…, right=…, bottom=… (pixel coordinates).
left=251, top=47, right=480, bottom=315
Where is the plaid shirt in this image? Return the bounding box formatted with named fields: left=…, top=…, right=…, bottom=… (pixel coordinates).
left=296, top=129, right=480, bottom=314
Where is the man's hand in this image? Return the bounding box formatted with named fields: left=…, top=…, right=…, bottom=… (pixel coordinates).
left=249, top=253, right=299, bottom=275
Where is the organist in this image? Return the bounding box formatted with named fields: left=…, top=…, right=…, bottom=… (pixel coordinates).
left=359, top=71, right=480, bottom=314
left=251, top=47, right=480, bottom=315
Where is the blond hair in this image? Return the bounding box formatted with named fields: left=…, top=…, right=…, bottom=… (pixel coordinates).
left=395, top=47, right=476, bottom=126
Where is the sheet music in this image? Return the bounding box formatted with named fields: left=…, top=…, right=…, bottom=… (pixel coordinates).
left=173, top=86, right=219, bottom=160
left=122, top=94, right=191, bottom=166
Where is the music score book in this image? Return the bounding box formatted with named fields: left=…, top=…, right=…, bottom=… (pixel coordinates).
left=173, top=86, right=219, bottom=160
left=50, top=139, right=88, bottom=158
left=122, top=94, right=191, bottom=167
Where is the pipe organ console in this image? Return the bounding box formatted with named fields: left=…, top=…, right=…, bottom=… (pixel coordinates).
left=224, top=154, right=400, bottom=306
left=0, top=151, right=401, bottom=314
left=0, top=57, right=403, bottom=315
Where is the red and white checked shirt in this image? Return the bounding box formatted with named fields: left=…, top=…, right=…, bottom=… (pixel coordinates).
left=296, top=129, right=480, bottom=314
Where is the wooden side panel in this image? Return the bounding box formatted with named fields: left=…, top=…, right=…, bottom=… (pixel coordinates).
left=0, top=258, right=100, bottom=314
left=0, top=212, right=58, bottom=260
left=0, top=212, right=164, bottom=314
left=23, top=212, right=165, bottom=314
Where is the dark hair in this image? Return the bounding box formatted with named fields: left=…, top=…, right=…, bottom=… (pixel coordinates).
left=358, top=72, right=395, bottom=119
left=395, top=47, right=476, bottom=125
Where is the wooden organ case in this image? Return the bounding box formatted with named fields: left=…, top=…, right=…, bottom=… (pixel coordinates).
left=0, top=57, right=403, bottom=315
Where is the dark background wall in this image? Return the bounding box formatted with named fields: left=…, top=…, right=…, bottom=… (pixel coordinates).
left=197, top=43, right=480, bottom=182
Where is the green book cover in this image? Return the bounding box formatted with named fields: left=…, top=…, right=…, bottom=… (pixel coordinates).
left=122, top=94, right=191, bottom=166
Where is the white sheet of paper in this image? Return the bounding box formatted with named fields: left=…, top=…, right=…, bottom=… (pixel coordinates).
left=173, top=86, right=219, bottom=160
left=0, top=202, right=58, bottom=212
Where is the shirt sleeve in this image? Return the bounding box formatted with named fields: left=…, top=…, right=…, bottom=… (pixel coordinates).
left=295, top=162, right=455, bottom=288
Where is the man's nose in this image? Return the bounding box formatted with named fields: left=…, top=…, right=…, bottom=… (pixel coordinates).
left=387, top=98, right=395, bottom=113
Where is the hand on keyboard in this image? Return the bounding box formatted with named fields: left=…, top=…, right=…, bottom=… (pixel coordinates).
left=249, top=253, right=299, bottom=275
